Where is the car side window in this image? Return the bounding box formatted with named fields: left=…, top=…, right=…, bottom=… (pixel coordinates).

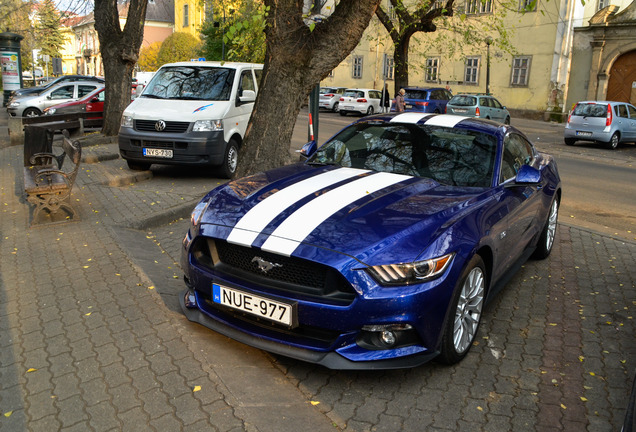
left=628, top=104, right=636, bottom=118
left=617, top=104, right=628, bottom=118
left=51, top=85, right=74, bottom=100
left=239, top=70, right=256, bottom=96
left=78, top=85, right=96, bottom=98
left=371, top=91, right=381, bottom=99
left=444, top=90, right=452, bottom=100
left=491, top=98, right=503, bottom=109
left=500, top=133, right=535, bottom=183
left=479, top=97, right=489, bottom=108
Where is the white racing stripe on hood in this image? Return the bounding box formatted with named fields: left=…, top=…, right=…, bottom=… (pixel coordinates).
left=260, top=172, right=412, bottom=257
left=422, top=114, right=466, bottom=128
left=227, top=167, right=369, bottom=247
left=390, top=113, right=431, bottom=124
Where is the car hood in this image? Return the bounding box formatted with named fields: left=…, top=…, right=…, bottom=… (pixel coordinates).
left=124, top=97, right=232, bottom=121
left=198, top=164, right=487, bottom=266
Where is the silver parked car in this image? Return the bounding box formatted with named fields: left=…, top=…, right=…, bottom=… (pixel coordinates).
left=7, top=81, right=103, bottom=117
left=319, top=87, right=347, bottom=112
left=564, top=101, right=636, bottom=150
left=446, top=94, right=511, bottom=124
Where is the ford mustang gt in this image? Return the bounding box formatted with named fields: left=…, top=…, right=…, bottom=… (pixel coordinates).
left=180, top=113, right=561, bottom=369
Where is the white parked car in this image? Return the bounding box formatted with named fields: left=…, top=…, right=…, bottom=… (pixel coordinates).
left=319, top=87, right=347, bottom=112
left=7, top=81, right=103, bottom=117
left=338, top=88, right=382, bottom=116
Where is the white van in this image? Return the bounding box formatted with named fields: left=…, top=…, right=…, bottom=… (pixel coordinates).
left=119, top=61, right=263, bottom=177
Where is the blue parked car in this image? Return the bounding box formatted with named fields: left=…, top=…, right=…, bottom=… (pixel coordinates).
left=391, top=87, right=453, bottom=113
left=180, top=113, right=562, bottom=369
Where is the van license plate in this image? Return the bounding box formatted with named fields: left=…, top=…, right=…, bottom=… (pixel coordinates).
left=143, top=148, right=173, bottom=158
left=212, top=283, right=296, bottom=327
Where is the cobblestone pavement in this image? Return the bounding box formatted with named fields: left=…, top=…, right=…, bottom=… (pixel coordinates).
left=1, top=112, right=635, bottom=431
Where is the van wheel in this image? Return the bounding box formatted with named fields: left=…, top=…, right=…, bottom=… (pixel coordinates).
left=607, top=133, right=619, bottom=150
left=218, top=139, right=239, bottom=179
left=127, top=160, right=150, bottom=171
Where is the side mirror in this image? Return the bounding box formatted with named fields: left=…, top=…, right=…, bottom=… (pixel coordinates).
left=239, top=90, right=256, bottom=104
left=514, top=165, right=541, bottom=185
left=90, top=97, right=99, bottom=103
left=299, top=141, right=317, bottom=159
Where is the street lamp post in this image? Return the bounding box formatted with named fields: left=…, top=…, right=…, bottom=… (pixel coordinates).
left=485, top=36, right=493, bottom=95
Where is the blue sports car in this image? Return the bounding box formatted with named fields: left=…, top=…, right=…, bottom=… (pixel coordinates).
left=180, top=113, right=561, bottom=369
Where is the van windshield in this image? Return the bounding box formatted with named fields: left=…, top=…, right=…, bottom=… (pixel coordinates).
left=142, top=66, right=235, bottom=101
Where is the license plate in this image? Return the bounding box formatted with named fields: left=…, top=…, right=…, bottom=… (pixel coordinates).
left=143, top=148, right=173, bottom=158
left=343, top=105, right=353, bottom=110
left=405, top=104, right=413, bottom=109
left=454, top=108, right=468, bottom=113
left=576, top=131, right=593, bottom=137
left=212, top=283, right=296, bottom=327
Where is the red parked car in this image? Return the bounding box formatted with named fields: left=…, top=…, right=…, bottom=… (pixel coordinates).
left=43, top=85, right=137, bottom=120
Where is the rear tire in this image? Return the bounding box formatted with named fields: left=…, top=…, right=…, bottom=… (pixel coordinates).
left=564, top=138, right=576, bottom=146
left=332, top=102, right=339, bottom=113
left=366, top=106, right=374, bottom=115
left=607, top=133, right=619, bottom=150
left=339, top=110, right=347, bottom=116
left=217, top=139, right=239, bottom=179
left=127, top=160, right=151, bottom=171
left=438, top=255, right=486, bottom=365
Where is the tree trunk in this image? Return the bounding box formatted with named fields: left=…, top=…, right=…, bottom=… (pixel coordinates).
left=393, top=37, right=410, bottom=95
left=235, top=0, right=382, bottom=178
left=94, top=0, right=148, bottom=136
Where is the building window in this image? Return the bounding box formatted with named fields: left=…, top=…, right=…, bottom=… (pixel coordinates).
left=465, top=57, right=480, bottom=84
left=466, top=0, right=492, bottom=14
left=511, top=56, right=531, bottom=86
left=383, top=54, right=394, bottom=80
left=183, top=4, right=189, bottom=27
left=597, top=0, right=609, bottom=9
left=426, top=57, right=439, bottom=82
left=519, top=0, right=537, bottom=10
left=352, top=56, right=363, bottom=79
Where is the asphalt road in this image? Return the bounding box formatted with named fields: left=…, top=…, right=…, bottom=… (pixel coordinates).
left=293, top=110, right=636, bottom=242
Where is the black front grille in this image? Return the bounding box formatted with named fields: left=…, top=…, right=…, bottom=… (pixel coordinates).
left=135, top=119, right=190, bottom=133
left=193, top=239, right=356, bottom=305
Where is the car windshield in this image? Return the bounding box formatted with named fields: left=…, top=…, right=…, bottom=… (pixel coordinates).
left=321, top=87, right=338, bottom=94
left=449, top=96, right=477, bottom=106
left=142, top=66, right=235, bottom=100
left=405, top=90, right=429, bottom=99
left=344, top=90, right=364, bottom=98
left=572, top=103, right=608, bottom=118
left=307, top=122, right=497, bottom=187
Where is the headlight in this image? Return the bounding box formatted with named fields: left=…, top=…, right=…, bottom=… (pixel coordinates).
left=365, top=253, right=455, bottom=286
left=8, top=101, right=20, bottom=108
left=45, top=108, right=55, bottom=115
left=121, top=115, right=133, bottom=127
left=190, top=200, right=210, bottom=227
left=193, top=120, right=222, bottom=132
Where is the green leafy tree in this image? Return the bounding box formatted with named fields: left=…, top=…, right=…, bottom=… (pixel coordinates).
left=156, top=32, right=201, bottom=65
left=1, top=0, right=37, bottom=76
left=35, top=0, right=66, bottom=71
left=199, top=0, right=266, bottom=63
left=137, top=41, right=161, bottom=71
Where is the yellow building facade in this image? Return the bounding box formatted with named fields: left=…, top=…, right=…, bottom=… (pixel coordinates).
left=173, top=0, right=206, bottom=37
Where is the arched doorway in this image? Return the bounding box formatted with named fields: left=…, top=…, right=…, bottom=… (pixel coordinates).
left=606, top=50, right=636, bottom=104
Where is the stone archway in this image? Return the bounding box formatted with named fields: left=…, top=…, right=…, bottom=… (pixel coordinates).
left=607, top=50, right=636, bottom=103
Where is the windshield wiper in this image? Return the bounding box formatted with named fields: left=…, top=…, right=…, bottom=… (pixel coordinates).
left=141, top=94, right=165, bottom=99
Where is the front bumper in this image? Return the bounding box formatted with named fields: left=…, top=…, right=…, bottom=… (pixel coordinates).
left=118, top=126, right=227, bottom=167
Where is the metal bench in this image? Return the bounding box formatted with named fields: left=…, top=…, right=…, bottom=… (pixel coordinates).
left=23, top=130, right=82, bottom=225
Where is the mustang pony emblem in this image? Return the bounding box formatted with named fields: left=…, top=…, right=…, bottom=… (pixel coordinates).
left=251, top=256, right=282, bottom=273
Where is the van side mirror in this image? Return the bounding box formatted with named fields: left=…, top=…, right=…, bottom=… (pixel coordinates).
left=239, top=90, right=256, bottom=104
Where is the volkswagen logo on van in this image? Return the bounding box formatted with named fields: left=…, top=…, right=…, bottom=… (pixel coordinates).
left=155, top=120, right=166, bottom=132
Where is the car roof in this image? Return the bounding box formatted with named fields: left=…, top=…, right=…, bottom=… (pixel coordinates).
left=350, top=112, right=512, bottom=136
left=161, top=61, right=263, bottom=68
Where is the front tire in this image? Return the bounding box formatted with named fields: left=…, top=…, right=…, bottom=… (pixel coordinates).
left=217, top=139, right=239, bottom=179
left=23, top=108, right=41, bottom=117
left=438, top=255, right=486, bottom=365
left=607, top=133, right=619, bottom=150
left=127, top=160, right=151, bottom=171
left=532, top=198, right=559, bottom=260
